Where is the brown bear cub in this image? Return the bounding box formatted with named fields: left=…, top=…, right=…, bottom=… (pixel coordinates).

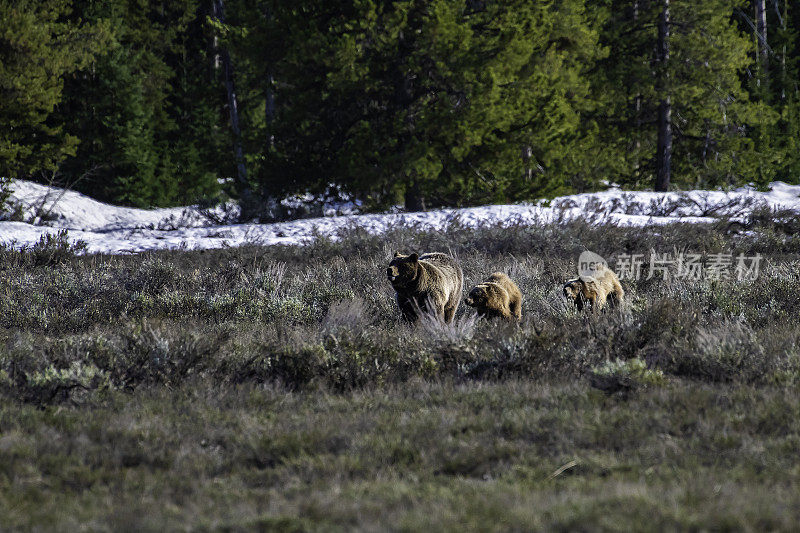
left=464, top=272, right=523, bottom=320
left=563, top=265, right=624, bottom=312
left=387, top=252, right=463, bottom=323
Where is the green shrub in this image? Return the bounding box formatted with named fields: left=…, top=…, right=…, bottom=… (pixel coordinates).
left=28, top=229, right=87, bottom=266
left=589, top=357, right=665, bottom=394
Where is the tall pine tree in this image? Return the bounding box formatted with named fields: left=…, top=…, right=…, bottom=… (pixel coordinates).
left=0, top=0, right=109, bottom=184
left=594, top=0, right=766, bottom=190
left=55, top=0, right=225, bottom=207
left=231, top=0, right=606, bottom=211
left=744, top=0, right=800, bottom=185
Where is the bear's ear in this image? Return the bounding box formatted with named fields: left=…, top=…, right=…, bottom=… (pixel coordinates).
left=394, top=251, right=403, bottom=257
left=409, top=253, right=419, bottom=262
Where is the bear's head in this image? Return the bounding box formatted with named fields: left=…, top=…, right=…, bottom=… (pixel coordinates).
left=562, top=279, right=582, bottom=301
left=564, top=279, right=595, bottom=310
left=387, top=252, right=420, bottom=288
left=465, top=284, right=489, bottom=308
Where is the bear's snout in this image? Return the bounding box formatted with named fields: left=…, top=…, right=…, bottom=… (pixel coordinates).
left=387, top=267, right=397, bottom=281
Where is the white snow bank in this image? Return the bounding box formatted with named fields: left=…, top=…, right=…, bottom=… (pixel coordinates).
left=1, top=179, right=798, bottom=255
left=549, top=182, right=800, bottom=218
left=4, top=180, right=217, bottom=231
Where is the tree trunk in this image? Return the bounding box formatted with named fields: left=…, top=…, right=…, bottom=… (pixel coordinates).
left=521, top=145, right=533, bottom=181
left=404, top=179, right=426, bottom=212
left=756, top=0, right=768, bottom=75
left=776, top=0, right=786, bottom=101
left=263, top=6, right=275, bottom=149
left=655, top=0, right=672, bottom=192
left=213, top=0, right=257, bottom=220
left=265, top=72, right=275, bottom=149
left=632, top=1, right=642, bottom=174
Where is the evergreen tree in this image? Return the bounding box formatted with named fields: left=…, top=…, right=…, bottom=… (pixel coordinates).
left=773, top=0, right=800, bottom=183
left=4, top=1, right=799, bottom=213
left=746, top=0, right=800, bottom=185
left=209, top=0, right=257, bottom=219
left=594, top=0, right=766, bottom=190
left=235, top=0, right=606, bottom=211
left=0, top=0, right=109, bottom=182
left=55, top=0, right=224, bottom=207
left=167, top=5, right=233, bottom=204
left=213, top=0, right=291, bottom=216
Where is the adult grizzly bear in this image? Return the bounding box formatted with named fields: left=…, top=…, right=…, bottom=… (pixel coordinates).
left=387, top=252, right=463, bottom=323
left=464, top=272, right=523, bottom=320
left=563, top=265, right=624, bottom=312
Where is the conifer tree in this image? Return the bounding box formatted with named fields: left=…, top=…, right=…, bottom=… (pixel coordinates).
left=238, top=0, right=606, bottom=210
left=5, top=1, right=799, bottom=213
left=55, top=0, right=224, bottom=207
left=594, top=0, right=765, bottom=190
left=0, top=0, right=109, bottom=182
left=744, top=0, right=800, bottom=185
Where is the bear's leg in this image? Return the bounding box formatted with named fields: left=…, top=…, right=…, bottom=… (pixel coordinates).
left=485, top=308, right=504, bottom=320
left=444, top=305, right=456, bottom=323
left=586, top=295, right=599, bottom=313
left=607, top=292, right=618, bottom=309
left=397, top=295, right=418, bottom=322
left=609, top=282, right=624, bottom=309
left=433, top=302, right=447, bottom=323
left=510, top=298, right=522, bottom=320
left=418, top=295, right=444, bottom=322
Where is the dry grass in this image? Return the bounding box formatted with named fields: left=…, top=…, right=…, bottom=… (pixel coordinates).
left=0, top=218, right=799, bottom=529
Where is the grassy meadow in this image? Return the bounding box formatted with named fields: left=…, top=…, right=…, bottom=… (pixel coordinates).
left=1, top=215, right=800, bottom=531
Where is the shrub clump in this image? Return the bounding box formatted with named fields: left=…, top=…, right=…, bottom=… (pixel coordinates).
left=0, top=220, right=798, bottom=403
left=588, top=357, right=665, bottom=395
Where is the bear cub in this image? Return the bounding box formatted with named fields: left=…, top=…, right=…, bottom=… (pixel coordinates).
left=465, top=272, right=522, bottom=320
left=387, top=252, right=463, bottom=323
left=563, top=265, right=624, bottom=311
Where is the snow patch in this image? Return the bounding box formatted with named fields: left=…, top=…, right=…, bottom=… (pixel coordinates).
left=1, top=179, right=799, bottom=255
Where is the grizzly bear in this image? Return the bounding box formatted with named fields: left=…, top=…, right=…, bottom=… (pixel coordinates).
left=464, top=272, right=523, bottom=320
left=563, top=265, right=624, bottom=312
left=387, top=252, right=463, bottom=323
